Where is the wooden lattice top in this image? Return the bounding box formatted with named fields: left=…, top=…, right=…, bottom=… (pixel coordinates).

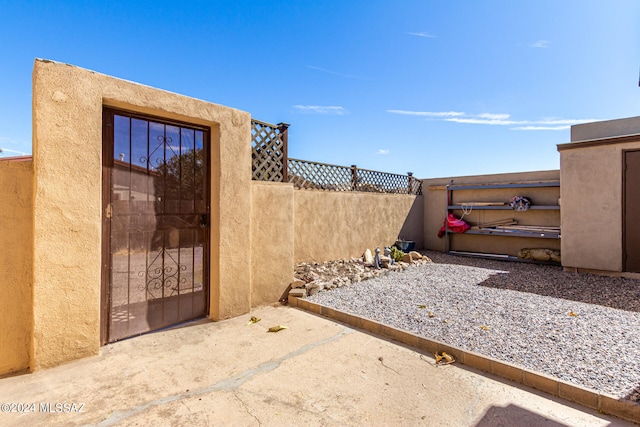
left=251, top=120, right=288, bottom=182
left=288, top=159, right=422, bottom=195
left=250, top=119, right=422, bottom=195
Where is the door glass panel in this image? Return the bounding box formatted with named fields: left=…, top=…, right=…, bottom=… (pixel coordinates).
left=107, top=111, right=209, bottom=342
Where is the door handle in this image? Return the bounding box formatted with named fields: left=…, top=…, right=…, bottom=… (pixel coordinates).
left=200, top=214, right=209, bottom=228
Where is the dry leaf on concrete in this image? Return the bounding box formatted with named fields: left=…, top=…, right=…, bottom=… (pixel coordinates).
left=434, top=352, right=455, bottom=365
left=246, top=316, right=261, bottom=325
left=268, top=325, right=288, bottom=332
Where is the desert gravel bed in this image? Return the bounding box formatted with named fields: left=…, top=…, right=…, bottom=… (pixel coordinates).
left=306, top=251, right=640, bottom=402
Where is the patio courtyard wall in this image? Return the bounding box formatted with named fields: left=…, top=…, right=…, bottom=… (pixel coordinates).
left=250, top=182, right=424, bottom=305
left=0, top=59, right=428, bottom=375
left=7, top=59, right=634, bottom=375
left=30, top=59, right=252, bottom=371
left=293, top=190, right=424, bottom=264
left=250, top=181, right=295, bottom=307
left=0, top=160, right=33, bottom=376
left=18, top=59, right=631, bottom=375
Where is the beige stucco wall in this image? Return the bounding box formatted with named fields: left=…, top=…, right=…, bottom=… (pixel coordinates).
left=422, top=170, right=561, bottom=256
left=559, top=135, right=640, bottom=272
left=250, top=182, right=294, bottom=306
left=0, top=160, right=34, bottom=376
left=31, top=59, right=252, bottom=370
left=293, top=190, right=423, bottom=264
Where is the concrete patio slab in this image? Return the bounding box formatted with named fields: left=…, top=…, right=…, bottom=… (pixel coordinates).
left=0, top=305, right=633, bottom=426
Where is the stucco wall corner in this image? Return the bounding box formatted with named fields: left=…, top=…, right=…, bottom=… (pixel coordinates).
left=209, top=108, right=253, bottom=320
left=0, top=160, right=34, bottom=376
left=250, top=181, right=295, bottom=307
left=31, top=59, right=104, bottom=370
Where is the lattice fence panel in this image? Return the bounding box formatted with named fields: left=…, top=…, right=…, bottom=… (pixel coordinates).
left=288, top=159, right=423, bottom=195
left=357, top=169, right=422, bottom=195
left=251, top=120, right=287, bottom=182
left=288, top=159, right=353, bottom=191
left=409, top=177, right=423, bottom=195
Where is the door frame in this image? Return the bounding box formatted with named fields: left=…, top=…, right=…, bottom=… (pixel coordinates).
left=623, top=149, right=640, bottom=273
left=100, top=107, right=211, bottom=345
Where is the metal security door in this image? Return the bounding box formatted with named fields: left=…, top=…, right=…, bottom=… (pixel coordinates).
left=102, top=109, right=210, bottom=343
left=624, top=150, right=640, bottom=273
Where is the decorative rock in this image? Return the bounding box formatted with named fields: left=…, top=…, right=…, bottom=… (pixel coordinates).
left=294, top=253, right=430, bottom=296
left=409, top=251, right=423, bottom=260
left=363, top=249, right=374, bottom=264
left=379, top=255, right=392, bottom=268
left=308, top=287, right=320, bottom=296
left=518, top=248, right=561, bottom=263
left=291, top=280, right=306, bottom=289
left=289, top=288, right=307, bottom=298
left=402, top=253, right=413, bottom=263
left=305, top=281, right=321, bottom=293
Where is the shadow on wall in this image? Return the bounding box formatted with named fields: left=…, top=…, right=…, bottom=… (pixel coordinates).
left=398, top=195, right=424, bottom=249
left=426, top=251, right=640, bottom=313
left=473, top=404, right=569, bottom=426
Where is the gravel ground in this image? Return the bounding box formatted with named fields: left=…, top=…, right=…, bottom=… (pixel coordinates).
left=306, top=251, right=640, bottom=402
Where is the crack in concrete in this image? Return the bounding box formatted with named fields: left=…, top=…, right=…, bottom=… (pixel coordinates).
left=234, top=391, right=262, bottom=426
left=378, top=356, right=400, bottom=374
left=91, top=327, right=353, bottom=427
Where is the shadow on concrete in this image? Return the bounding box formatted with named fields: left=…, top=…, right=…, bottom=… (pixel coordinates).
left=425, top=251, right=640, bottom=313
left=473, top=404, right=570, bottom=426
left=296, top=307, right=627, bottom=426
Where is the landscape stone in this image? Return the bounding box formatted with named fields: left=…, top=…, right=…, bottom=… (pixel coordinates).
left=289, top=288, right=307, bottom=298
left=293, top=252, right=431, bottom=296
left=363, top=249, right=374, bottom=264
left=291, top=280, right=306, bottom=289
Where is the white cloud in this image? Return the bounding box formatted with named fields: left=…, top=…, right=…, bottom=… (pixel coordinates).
left=407, top=32, right=436, bottom=38
left=535, top=118, right=594, bottom=125
left=389, top=109, right=596, bottom=131
left=511, top=125, right=570, bottom=131
left=477, top=113, right=511, bottom=120
left=530, top=40, right=550, bottom=48
left=0, top=147, right=28, bottom=155
left=377, top=149, right=390, bottom=155
left=447, top=117, right=519, bottom=125
left=387, top=109, right=465, bottom=117
left=293, top=105, right=348, bottom=115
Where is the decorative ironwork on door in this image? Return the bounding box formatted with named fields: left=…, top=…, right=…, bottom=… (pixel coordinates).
left=139, top=247, right=187, bottom=299
left=103, top=109, right=210, bottom=343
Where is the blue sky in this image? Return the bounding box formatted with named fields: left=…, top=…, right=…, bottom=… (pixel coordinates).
left=0, top=0, right=638, bottom=178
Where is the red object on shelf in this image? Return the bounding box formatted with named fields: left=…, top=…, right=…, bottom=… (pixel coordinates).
left=438, top=213, right=471, bottom=238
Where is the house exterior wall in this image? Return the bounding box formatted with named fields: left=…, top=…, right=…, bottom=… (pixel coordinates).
left=293, top=190, right=423, bottom=264
left=571, top=116, right=640, bottom=142
left=250, top=181, right=295, bottom=306
left=422, top=170, right=561, bottom=256
left=559, top=116, right=640, bottom=273
left=31, top=59, right=252, bottom=370
left=0, top=160, right=33, bottom=376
